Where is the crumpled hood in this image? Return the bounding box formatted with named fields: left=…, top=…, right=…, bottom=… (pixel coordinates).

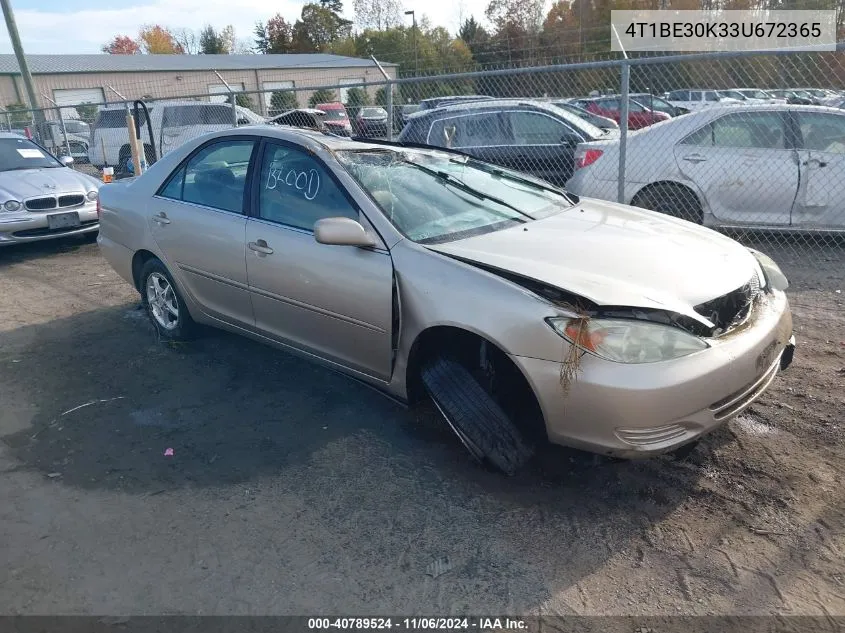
left=427, top=198, right=758, bottom=320
left=0, top=167, right=100, bottom=200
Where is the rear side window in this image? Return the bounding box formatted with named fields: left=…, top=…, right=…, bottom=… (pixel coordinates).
left=157, top=139, right=255, bottom=213
left=704, top=91, right=719, bottom=102
left=668, top=91, right=688, bottom=101
left=162, top=105, right=232, bottom=128
left=96, top=109, right=149, bottom=128
left=428, top=113, right=506, bottom=148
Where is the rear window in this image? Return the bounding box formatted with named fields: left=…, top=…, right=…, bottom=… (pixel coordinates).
left=96, top=109, right=149, bottom=128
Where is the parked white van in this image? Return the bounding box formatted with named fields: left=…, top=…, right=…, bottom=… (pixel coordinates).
left=87, top=100, right=264, bottom=168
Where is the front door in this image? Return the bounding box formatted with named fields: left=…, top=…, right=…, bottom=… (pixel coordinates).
left=498, top=110, right=579, bottom=186
left=244, top=141, right=394, bottom=380
left=149, top=137, right=256, bottom=326
left=674, top=110, right=798, bottom=225
left=792, top=110, right=845, bottom=229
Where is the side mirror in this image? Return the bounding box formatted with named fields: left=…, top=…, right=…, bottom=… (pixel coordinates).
left=314, top=217, right=376, bottom=248
left=59, top=155, right=74, bottom=166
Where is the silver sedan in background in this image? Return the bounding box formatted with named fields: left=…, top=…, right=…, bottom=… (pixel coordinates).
left=0, top=133, right=101, bottom=245
left=567, top=104, right=845, bottom=230
left=97, top=126, right=795, bottom=474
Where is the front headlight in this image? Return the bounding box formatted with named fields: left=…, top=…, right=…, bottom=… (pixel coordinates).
left=547, top=317, right=709, bottom=364
left=86, top=190, right=98, bottom=202
left=749, top=249, right=788, bottom=291
left=3, top=200, right=21, bottom=212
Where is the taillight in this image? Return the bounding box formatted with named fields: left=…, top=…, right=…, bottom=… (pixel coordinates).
left=575, top=148, right=603, bottom=169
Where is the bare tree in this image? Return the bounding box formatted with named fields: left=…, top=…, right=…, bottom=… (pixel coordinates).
left=353, top=0, right=402, bottom=30
left=172, top=28, right=199, bottom=54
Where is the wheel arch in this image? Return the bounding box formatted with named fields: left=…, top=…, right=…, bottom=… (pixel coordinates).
left=404, top=324, right=547, bottom=439
left=629, top=179, right=707, bottom=223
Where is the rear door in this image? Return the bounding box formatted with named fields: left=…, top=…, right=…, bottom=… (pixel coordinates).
left=149, top=137, right=256, bottom=326
left=674, top=110, right=798, bottom=225
left=792, top=110, right=845, bottom=228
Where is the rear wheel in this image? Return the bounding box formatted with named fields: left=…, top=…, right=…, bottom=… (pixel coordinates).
left=139, top=259, right=195, bottom=341
left=421, top=357, right=534, bottom=475
left=631, top=184, right=702, bottom=224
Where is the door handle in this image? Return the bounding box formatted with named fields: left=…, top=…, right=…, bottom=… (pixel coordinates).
left=682, top=154, right=707, bottom=163
left=248, top=240, right=274, bottom=255
left=802, top=158, right=828, bottom=167
left=152, top=212, right=171, bottom=225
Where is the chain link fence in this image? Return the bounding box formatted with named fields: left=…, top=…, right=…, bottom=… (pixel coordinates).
left=8, top=48, right=845, bottom=268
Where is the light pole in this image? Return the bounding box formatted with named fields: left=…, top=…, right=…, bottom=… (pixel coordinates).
left=0, top=0, right=43, bottom=127
left=404, top=10, right=418, bottom=78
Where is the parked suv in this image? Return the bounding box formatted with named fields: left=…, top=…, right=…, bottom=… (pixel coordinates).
left=664, top=89, right=740, bottom=112
left=87, top=100, right=263, bottom=168
left=314, top=102, right=353, bottom=136
left=399, top=99, right=605, bottom=186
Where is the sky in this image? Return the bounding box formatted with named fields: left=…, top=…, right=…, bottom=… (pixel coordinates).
left=0, top=0, right=490, bottom=55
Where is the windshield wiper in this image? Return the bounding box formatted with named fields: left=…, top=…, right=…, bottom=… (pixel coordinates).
left=403, top=159, right=533, bottom=220
left=462, top=159, right=576, bottom=204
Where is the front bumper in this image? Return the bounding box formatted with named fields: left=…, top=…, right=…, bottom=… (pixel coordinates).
left=0, top=205, right=99, bottom=245
left=511, top=290, right=794, bottom=457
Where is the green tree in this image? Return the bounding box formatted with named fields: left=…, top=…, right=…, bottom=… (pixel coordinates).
left=269, top=90, right=299, bottom=115
left=374, top=87, right=387, bottom=106
left=344, top=86, right=369, bottom=120
left=75, top=103, right=99, bottom=121
left=3, top=103, right=31, bottom=125
left=309, top=88, right=337, bottom=108
left=227, top=93, right=255, bottom=110
left=292, top=3, right=352, bottom=52
left=200, top=25, right=226, bottom=54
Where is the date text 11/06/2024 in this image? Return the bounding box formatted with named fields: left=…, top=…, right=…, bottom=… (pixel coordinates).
left=307, top=618, right=528, bottom=630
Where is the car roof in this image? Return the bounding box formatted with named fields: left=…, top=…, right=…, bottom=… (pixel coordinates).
left=99, top=100, right=240, bottom=111
left=0, top=132, right=27, bottom=139
left=411, top=98, right=565, bottom=117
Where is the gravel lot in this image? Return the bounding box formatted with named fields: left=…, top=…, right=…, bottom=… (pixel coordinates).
left=1, top=236, right=843, bottom=616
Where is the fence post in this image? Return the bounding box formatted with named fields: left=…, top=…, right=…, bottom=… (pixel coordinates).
left=386, top=80, right=394, bottom=141
left=617, top=61, right=630, bottom=204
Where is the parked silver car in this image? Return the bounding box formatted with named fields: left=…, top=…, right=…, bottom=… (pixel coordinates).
left=98, top=126, right=795, bottom=473
left=0, top=134, right=101, bottom=245
left=567, top=104, right=845, bottom=230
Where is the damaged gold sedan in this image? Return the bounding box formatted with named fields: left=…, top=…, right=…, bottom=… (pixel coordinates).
left=97, top=127, right=795, bottom=474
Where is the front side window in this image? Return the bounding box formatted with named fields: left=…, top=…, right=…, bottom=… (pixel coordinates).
left=704, top=91, right=719, bottom=102
left=508, top=112, right=570, bottom=145
left=158, top=139, right=254, bottom=213
left=203, top=105, right=234, bottom=125
left=337, top=148, right=574, bottom=244
left=258, top=143, right=358, bottom=231
left=797, top=112, right=845, bottom=153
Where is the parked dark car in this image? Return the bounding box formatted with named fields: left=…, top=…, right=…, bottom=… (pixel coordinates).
left=268, top=108, right=327, bottom=132
left=550, top=101, right=619, bottom=130
left=768, top=90, right=818, bottom=105
left=397, top=104, right=421, bottom=130
left=569, top=96, right=670, bottom=130
left=356, top=107, right=389, bottom=137
left=418, top=95, right=495, bottom=111
left=398, top=99, right=605, bottom=186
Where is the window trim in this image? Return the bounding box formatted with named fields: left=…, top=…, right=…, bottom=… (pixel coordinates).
left=792, top=110, right=845, bottom=153
left=153, top=135, right=260, bottom=216
left=679, top=110, right=793, bottom=150
left=249, top=138, right=364, bottom=233
left=425, top=109, right=582, bottom=149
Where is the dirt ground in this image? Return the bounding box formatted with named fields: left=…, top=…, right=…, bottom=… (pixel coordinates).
left=0, top=236, right=843, bottom=616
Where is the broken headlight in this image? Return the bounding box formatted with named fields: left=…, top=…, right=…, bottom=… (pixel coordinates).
left=547, top=317, right=709, bottom=364
left=748, top=249, right=789, bottom=291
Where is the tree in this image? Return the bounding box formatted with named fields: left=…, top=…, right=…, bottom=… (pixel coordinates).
left=172, top=28, right=199, bottom=54
left=138, top=25, right=184, bottom=54
left=75, top=103, right=99, bottom=121
left=269, top=90, right=299, bottom=115
left=353, top=0, right=402, bottom=30
left=374, top=86, right=387, bottom=106
left=345, top=86, right=370, bottom=107
left=220, top=26, right=236, bottom=54
left=227, top=93, right=255, bottom=110
left=309, top=88, right=337, bottom=108
left=255, top=14, right=295, bottom=53
left=101, top=35, right=141, bottom=55
left=200, top=25, right=227, bottom=54
left=3, top=103, right=31, bottom=125
left=292, top=3, right=352, bottom=52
